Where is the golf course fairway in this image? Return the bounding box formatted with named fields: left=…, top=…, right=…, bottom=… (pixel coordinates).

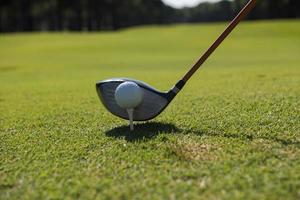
left=0, top=20, right=299, bottom=199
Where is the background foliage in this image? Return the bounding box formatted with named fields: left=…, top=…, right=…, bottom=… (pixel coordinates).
left=0, top=0, right=299, bottom=32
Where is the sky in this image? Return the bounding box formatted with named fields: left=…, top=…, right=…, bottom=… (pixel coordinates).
left=162, top=0, right=220, bottom=8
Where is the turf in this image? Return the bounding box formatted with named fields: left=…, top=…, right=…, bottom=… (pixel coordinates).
left=0, top=20, right=300, bottom=199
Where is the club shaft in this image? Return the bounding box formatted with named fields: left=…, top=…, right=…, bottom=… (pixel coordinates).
left=181, top=0, right=256, bottom=83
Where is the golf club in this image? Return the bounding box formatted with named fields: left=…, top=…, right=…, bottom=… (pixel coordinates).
left=96, top=0, right=256, bottom=122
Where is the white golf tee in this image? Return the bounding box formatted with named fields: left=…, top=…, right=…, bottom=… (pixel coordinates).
left=127, top=109, right=134, bottom=131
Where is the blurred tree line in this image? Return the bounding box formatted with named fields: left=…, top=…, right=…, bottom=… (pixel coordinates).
left=0, top=0, right=299, bottom=32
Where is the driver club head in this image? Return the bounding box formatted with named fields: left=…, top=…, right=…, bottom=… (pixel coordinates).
left=96, top=78, right=179, bottom=121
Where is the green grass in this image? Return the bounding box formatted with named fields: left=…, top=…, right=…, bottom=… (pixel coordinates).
left=0, top=20, right=300, bottom=199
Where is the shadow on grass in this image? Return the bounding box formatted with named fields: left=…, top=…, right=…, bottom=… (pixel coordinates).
left=106, top=123, right=299, bottom=147
left=105, top=122, right=180, bottom=142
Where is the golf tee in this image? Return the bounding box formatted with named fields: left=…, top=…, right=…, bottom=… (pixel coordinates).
left=127, top=109, right=134, bottom=131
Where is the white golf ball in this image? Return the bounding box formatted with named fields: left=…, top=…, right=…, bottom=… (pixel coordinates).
left=115, top=81, right=143, bottom=109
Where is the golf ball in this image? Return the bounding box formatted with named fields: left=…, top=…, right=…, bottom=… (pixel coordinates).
left=115, top=81, right=143, bottom=109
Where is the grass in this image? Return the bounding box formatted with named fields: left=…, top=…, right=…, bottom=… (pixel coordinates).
left=0, top=20, right=300, bottom=199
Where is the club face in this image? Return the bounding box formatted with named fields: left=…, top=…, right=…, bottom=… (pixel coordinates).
left=96, top=78, right=171, bottom=121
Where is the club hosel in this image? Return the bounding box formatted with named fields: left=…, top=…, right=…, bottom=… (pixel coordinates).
left=167, top=80, right=186, bottom=100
